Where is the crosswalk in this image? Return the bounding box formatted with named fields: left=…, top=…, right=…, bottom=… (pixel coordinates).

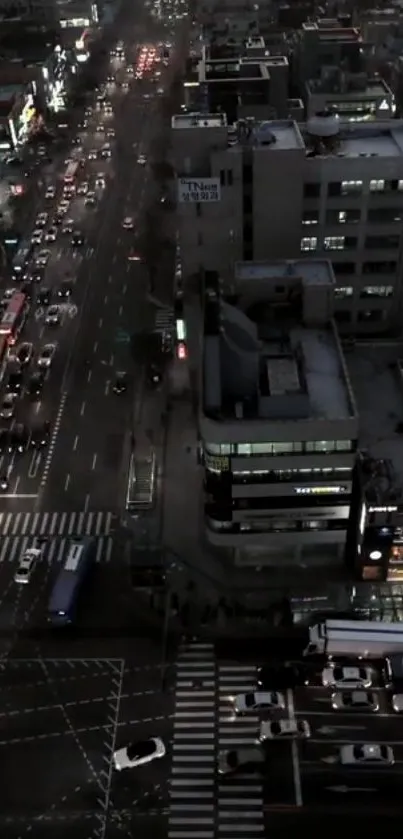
left=169, top=647, right=265, bottom=839
left=170, top=642, right=216, bottom=839
left=218, top=663, right=264, bottom=837
left=0, top=535, right=114, bottom=565
left=0, top=511, right=115, bottom=538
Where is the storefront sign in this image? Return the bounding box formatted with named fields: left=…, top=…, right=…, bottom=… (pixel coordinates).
left=178, top=177, right=221, bottom=203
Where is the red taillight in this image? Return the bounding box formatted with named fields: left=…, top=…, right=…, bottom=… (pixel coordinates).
left=177, top=342, right=187, bottom=360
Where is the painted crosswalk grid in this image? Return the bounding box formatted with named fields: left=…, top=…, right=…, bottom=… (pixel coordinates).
left=0, top=511, right=116, bottom=538
left=0, top=535, right=114, bottom=565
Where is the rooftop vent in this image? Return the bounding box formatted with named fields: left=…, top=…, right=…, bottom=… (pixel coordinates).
left=307, top=110, right=340, bottom=138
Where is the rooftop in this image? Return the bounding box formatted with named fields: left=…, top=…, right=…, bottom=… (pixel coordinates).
left=203, top=261, right=355, bottom=425
left=307, top=76, right=391, bottom=99
left=346, top=343, right=403, bottom=503
left=304, top=120, right=403, bottom=158
left=172, top=112, right=227, bottom=129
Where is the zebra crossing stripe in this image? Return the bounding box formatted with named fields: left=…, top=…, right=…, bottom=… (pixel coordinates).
left=0, top=535, right=114, bottom=564
left=0, top=511, right=115, bottom=538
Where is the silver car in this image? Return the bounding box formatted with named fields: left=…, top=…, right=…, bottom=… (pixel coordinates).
left=37, top=343, right=56, bottom=368
left=0, top=393, right=16, bottom=419
left=45, top=305, right=61, bottom=326
left=332, top=690, right=379, bottom=712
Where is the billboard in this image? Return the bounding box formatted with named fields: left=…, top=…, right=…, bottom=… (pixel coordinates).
left=178, top=177, right=221, bottom=203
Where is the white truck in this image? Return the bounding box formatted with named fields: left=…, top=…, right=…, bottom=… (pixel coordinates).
left=304, top=619, right=403, bottom=659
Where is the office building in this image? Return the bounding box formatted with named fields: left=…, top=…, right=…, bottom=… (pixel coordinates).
left=200, top=258, right=358, bottom=567
left=172, top=113, right=403, bottom=335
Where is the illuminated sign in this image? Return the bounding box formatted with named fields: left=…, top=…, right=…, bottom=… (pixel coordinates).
left=178, top=177, right=221, bottom=203
left=368, top=505, right=398, bottom=513
left=205, top=453, right=229, bottom=472
left=295, top=486, right=348, bottom=495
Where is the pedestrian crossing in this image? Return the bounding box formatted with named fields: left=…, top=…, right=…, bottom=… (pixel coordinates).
left=169, top=642, right=216, bottom=839
left=0, top=511, right=115, bottom=538
left=218, top=663, right=264, bottom=837
left=169, top=648, right=265, bottom=839
left=0, top=535, right=114, bottom=565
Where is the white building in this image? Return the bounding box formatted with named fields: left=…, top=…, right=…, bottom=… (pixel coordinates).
left=172, top=113, right=403, bottom=334
left=200, top=258, right=358, bottom=567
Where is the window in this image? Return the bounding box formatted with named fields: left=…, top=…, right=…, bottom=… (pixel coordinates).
left=365, top=235, right=400, bottom=249
left=324, top=236, right=345, bottom=251
left=367, top=207, right=403, bottom=224
left=301, top=237, right=317, bottom=252
left=326, top=209, right=361, bottom=224
left=304, top=182, right=320, bottom=198
left=305, top=440, right=353, bottom=453
left=332, top=262, right=356, bottom=275
left=302, top=210, right=319, bottom=225
left=272, top=442, right=294, bottom=454
left=369, top=179, right=385, bottom=192
left=363, top=260, right=397, bottom=275
left=360, top=285, right=393, bottom=298
left=334, top=286, right=353, bottom=298
left=341, top=180, right=363, bottom=195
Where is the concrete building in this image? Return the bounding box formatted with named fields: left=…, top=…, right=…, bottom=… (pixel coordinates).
left=199, top=258, right=358, bottom=567
left=0, top=0, right=100, bottom=26
left=305, top=74, right=395, bottom=121
left=172, top=113, right=403, bottom=335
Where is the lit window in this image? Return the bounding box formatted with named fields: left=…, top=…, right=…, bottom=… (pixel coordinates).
left=324, top=236, right=345, bottom=251
left=301, top=237, right=317, bottom=252
left=398, top=180, right=403, bottom=191
left=302, top=211, right=319, bottom=225
left=360, top=285, right=394, bottom=298
left=334, top=286, right=353, bottom=298
left=341, top=180, right=362, bottom=195
left=369, top=179, right=385, bottom=192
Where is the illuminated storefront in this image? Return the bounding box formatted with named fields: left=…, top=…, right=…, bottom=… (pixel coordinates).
left=355, top=501, right=403, bottom=582
left=7, top=92, right=37, bottom=147
left=42, top=46, right=77, bottom=112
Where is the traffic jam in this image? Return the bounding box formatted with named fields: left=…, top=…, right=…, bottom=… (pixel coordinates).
left=221, top=620, right=403, bottom=808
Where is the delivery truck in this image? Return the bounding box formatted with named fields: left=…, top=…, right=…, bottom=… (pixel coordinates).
left=304, top=619, right=403, bottom=659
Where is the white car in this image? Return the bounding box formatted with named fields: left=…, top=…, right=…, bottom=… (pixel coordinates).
left=95, top=176, right=106, bottom=188
left=137, top=154, right=147, bottom=165
left=45, top=227, right=57, bottom=243
left=31, top=229, right=43, bottom=245
left=340, top=743, right=394, bottom=767
left=37, top=343, right=56, bottom=368
left=45, top=305, right=61, bottom=325
left=234, top=691, right=285, bottom=715
left=0, top=393, right=17, bottom=419
left=122, top=217, right=134, bottom=229
left=332, top=690, right=379, bottom=712
left=14, top=547, right=42, bottom=585
left=77, top=182, right=89, bottom=195
left=35, top=249, right=51, bottom=267
left=88, top=149, right=98, bottom=160
left=36, top=212, right=48, bottom=227
left=113, top=737, right=165, bottom=770
left=259, top=719, right=311, bottom=741
left=62, top=219, right=74, bottom=234
left=45, top=186, right=56, bottom=199
left=322, top=665, right=372, bottom=690
left=107, top=128, right=115, bottom=138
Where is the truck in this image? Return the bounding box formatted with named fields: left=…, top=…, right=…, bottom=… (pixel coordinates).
left=304, top=619, right=403, bottom=660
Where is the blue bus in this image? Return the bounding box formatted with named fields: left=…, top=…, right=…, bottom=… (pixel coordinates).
left=47, top=538, right=95, bottom=626
left=12, top=239, right=33, bottom=275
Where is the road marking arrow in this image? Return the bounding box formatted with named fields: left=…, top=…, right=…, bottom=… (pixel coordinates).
left=327, top=786, right=377, bottom=793
left=317, top=725, right=367, bottom=734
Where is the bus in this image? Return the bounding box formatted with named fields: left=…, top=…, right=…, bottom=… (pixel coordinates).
left=0, top=292, right=28, bottom=345
left=64, top=160, right=79, bottom=184
left=126, top=451, right=156, bottom=511
left=0, top=336, right=9, bottom=382
left=12, top=239, right=33, bottom=275
left=47, top=538, right=95, bottom=626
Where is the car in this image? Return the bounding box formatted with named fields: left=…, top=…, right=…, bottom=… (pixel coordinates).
left=100, top=145, right=111, bottom=159
left=37, top=287, right=51, bottom=305
left=0, top=475, right=8, bottom=490
left=78, top=119, right=88, bottom=129
left=71, top=231, right=84, bottom=246
left=58, top=200, right=70, bottom=214
left=15, top=342, right=33, bottom=367
left=106, top=128, right=115, bottom=138
left=45, top=304, right=61, bottom=325
left=57, top=280, right=73, bottom=298
left=54, top=212, right=65, bottom=226
left=9, top=423, right=30, bottom=453
left=137, top=154, right=147, bottom=165
left=62, top=219, right=74, bottom=234
left=28, top=370, right=45, bottom=397
left=44, top=226, right=57, bottom=243
left=45, top=186, right=56, bottom=199
left=6, top=371, right=23, bottom=394
left=35, top=249, right=51, bottom=267
left=37, top=343, right=56, bottom=369
left=31, top=229, right=43, bottom=245
left=259, top=719, right=311, bottom=741
left=30, top=421, right=51, bottom=448
left=331, top=690, right=379, bottom=712
left=113, top=371, right=128, bottom=394
left=218, top=747, right=265, bottom=776
left=340, top=743, right=394, bottom=767
left=95, top=175, right=106, bottom=188
left=322, top=665, right=372, bottom=690
left=85, top=192, right=96, bottom=206
left=122, top=216, right=134, bottom=229
left=147, top=362, right=162, bottom=386
left=88, top=149, right=98, bottom=160
left=77, top=182, right=89, bottom=195
left=257, top=663, right=310, bottom=690
left=35, top=211, right=48, bottom=227
left=128, top=249, right=141, bottom=262
left=233, top=691, right=285, bottom=715
left=0, top=393, right=17, bottom=419
left=104, top=105, right=113, bottom=114
left=121, top=82, right=129, bottom=91
left=1, top=288, right=16, bottom=306
left=29, top=268, right=44, bottom=283
left=14, top=547, right=42, bottom=585
left=96, top=123, right=105, bottom=133
left=113, top=737, right=165, bottom=770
